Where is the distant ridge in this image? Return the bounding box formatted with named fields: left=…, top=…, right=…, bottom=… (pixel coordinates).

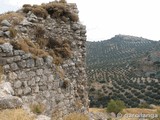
left=86, top=35, right=160, bottom=107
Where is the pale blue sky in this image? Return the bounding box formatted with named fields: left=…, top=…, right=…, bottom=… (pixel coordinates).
left=0, top=0, right=160, bottom=41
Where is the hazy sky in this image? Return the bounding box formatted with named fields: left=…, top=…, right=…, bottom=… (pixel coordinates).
left=0, top=0, right=160, bottom=41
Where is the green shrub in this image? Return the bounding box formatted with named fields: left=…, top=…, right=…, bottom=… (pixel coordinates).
left=106, top=100, right=125, bottom=115
left=30, top=103, right=45, bottom=114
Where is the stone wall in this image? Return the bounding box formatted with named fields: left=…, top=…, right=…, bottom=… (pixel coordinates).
left=0, top=2, right=88, bottom=119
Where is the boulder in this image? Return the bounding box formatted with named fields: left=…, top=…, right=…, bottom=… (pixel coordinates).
left=1, top=26, right=9, bottom=31
left=20, top=18, right=33, bottom=26
left=0, top=82, right=14, bottom=96
left=0, top=43, right=13, bottom=53
left=1, top=20, right=11, bottom=27
left=0, top=82, right=23, bottom=109
left=0, top=96, right=23, bottom=109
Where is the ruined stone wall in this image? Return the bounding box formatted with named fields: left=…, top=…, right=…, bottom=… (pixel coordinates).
left=0, top=2, right=88, bottom=119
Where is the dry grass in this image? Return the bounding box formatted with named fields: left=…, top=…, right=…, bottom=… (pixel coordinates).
left=30, top=103, right=45, bottom=115
left=89, top=108, right=106, bottom=113
left=0, top=109, right=35, bottom=120
left=75, top=100, right=83, bottom=109
left=29, top=48, right=48, bottom=57
left=10, top=39, right=48, bottom=57
left=34, top=25, right=45, bottom=38
left=11, top=39, right=30, bottom=53
left=55, top=47, right=72, bottom=58
left=59, top=0, right=67, bottom=3
left=23, top=6, right=32, bottom=13
left=10, top=37, right=71, bottom=64
left=68, top=12, right=79, bottom=22
left=49, top=50, right=63, bottom=65
left=43, top=1, right=79, bottom=22
left=56, top=66, right=65, bottom=79
left=23, top=4, right=32, bottom=8
left=0, top=12, right=23, bottom=25
left=123, top=108, right=157, bottom=114
left=0, top=39, right=7, bottom=45
left=32, top=7, right=48, bottom=19
left=8, top=27, right=17, bottom=38
left=22, top=1, right=79, bottom=22
left=23, top=4, right=48, bottom=19
left=90, top=107, right=160, bottom=120
left=47, top=37, right=72, bottom=59
left=37, top=38, right=48, bottom=49
left=63, top=113, right=89, bottom=120
left=51, top=107, right=61, bottom=120
left=47, top=37, right=63, bottom=49
left=62, top=79, right=70, bottom=88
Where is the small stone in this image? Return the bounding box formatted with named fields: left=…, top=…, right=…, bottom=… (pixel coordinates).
left=0, top=58, right=7, bottom=65
left=6, top=57, right=14, bottom=64
left=28, top=71, right=36, bottom=78
left=1, top=20, right=11, bottom=27
left=10, top=63, right=18, bottom=71
left=36, top=69, right=43, bottom=76
left=62, top=64, right=68, bottom=68
left=36, top=115, right=51, bottom=120
left=39, top=85, right=47, bottom=91
left=0, top=43, right=13, bottom=53
left=14, top=50, right=25, bottom=55
left=14, top=80, right=22, bottom=88
left=1, top=26, right=9, bottom=31
left=23, top=81, right=28, bottom=87
left=17, top=60, right=26, bottom=68
left=28, top=78, right=35, bottom=86
left=81, top=30, right=86, bottom=34
left=13, top=56, right=21, bottom=61
left=20, top=19, right=33, bottom=26
left=44, top=56, right=53, bottom=65
left=69, top=62, right=75, bottom=66
left=4, top=31, right=10, bottom=38
left=6, top=51, right=14, bottom=57
left=8, top=72, right=17, bottom=80
left=35, top=76, right=40, bottom=82
left=27, top=17, right=37, bottom=22
left=36, top=58, right=44, bottom=66
left=17, top=89, right=23, bottom=95
left=23, top=87, right=31, bottom=95
left=72, top=23, right=80, bottom=31
left=48, top=75, right=54, bottom=81
left=110, top=112, right=116, bottom=118
left=29, top=13, right=37, bottom=19
left=16, top=71, right=28, bottom=79
left=35, top=85, right=39, bottom=93
left=26, top=59, right=35, bottom=68
left=47, top=27, right=52, bottom=30
left=19, top=27, right=27, bottom=33
left=3, top=65, right=10, bottom=72
left=22, top=53, right=32, bottom=59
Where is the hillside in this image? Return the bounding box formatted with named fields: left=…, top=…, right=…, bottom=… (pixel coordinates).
left=86, top=35, right=160, bottom=108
